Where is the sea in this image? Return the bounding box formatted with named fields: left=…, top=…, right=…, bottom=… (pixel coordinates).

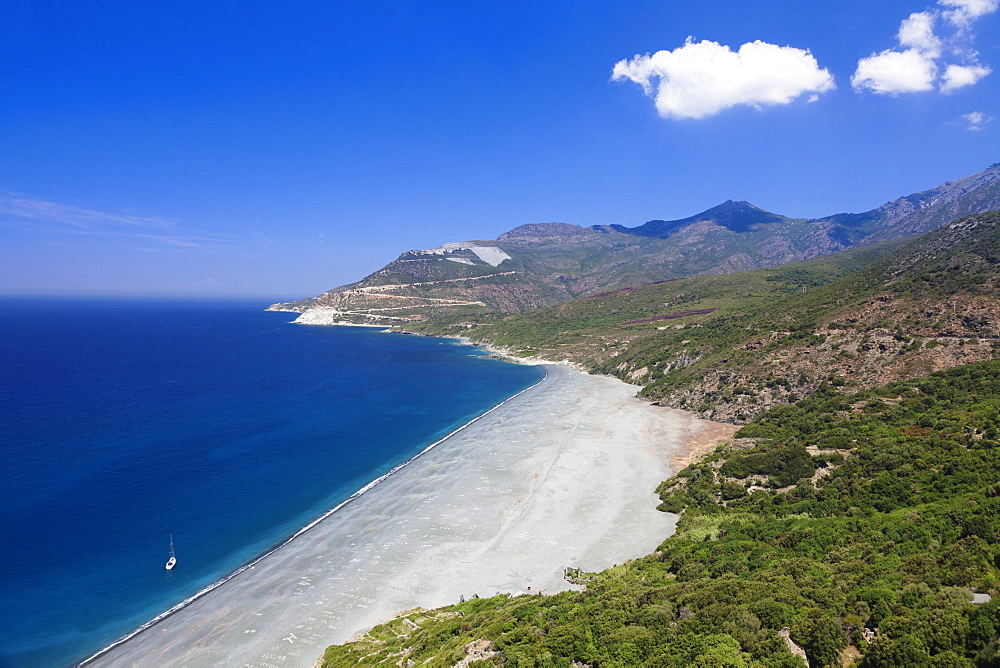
left=0, top=297, right=544, bottom=667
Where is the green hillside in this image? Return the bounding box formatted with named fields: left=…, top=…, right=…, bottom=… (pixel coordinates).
left=405, top=237, right=901, bottom=357
left=416, top=212, right=1000, bottom=424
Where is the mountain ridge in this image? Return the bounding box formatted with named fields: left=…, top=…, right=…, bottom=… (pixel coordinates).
left=269, top=163, right=1000, bottom=324
left=601, top=200, right=798, bottom=238
left=434, top=210, right=1000, bottom=425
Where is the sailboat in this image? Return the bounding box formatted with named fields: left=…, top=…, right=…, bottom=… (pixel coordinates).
left=165, top=535, right=177, bottom=570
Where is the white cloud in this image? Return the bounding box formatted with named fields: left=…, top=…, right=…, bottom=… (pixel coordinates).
left=0, top=193, right=246, bottom=252
left=961, top=110, right=994, bottom=129
left=940, top=0, right=999, bottom=27
left=852, top=48, right=938, bottom=94
left=941, top=62, right=992, bottom=90
left=611, top=38, right=835, bottom=120
left=0, top=194, right=171, bottom=230
left=853, top=2, right=996, bottom=94
left=898, top=12, right=943, bottom=54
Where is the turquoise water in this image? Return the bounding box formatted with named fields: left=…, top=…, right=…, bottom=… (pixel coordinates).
left=0, top=297, right=542, bottom=666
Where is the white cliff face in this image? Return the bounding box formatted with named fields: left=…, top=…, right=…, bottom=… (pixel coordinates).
left=468, top=246, right=512, bottom=267
left=291, top=308, right=385, bottom=326
left=292, top=308, right=342, bottom=324
left=413, top=242, right=512, bottom=267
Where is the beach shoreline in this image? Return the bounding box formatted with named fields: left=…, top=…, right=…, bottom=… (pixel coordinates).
left=78, top=366, right=549, bottom=667
left=88, top=363, right=736, bottom=667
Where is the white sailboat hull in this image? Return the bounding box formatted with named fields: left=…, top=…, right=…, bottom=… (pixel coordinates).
left=166, top=535, right=176, bottom=570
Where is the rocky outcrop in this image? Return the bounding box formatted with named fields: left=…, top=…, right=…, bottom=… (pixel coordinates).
left=779, top=628, right=809, bottom=665
left=655, top=321, right=999, bottom=424
left=498, top=222, right=593, bottom=238
left=452, top=639, right=501, bottom=667
left=289, top=308, right=389, bottom=326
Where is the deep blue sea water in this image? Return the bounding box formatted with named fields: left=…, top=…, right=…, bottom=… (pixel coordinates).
left=0, top=297, right=543, bottom=667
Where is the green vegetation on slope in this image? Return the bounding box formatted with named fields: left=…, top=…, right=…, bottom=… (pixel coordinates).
left=409, top=213, right=1000, bottom=424
left=321, top=360, right=1000, bottom=667
left=404, top=238, right=902, bottom=353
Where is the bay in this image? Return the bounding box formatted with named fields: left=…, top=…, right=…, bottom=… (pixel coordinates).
left=0, top=297, right=542, bottom=667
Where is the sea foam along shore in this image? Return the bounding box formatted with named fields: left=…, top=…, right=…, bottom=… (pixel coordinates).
left=88, top=364, right=736, bottom=667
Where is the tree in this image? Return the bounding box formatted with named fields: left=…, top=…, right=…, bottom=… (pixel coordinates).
left=792, top=612, right=847, bottom=668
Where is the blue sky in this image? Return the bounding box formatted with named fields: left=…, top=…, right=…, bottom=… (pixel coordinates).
left=1, top=0, right=998, bottom=298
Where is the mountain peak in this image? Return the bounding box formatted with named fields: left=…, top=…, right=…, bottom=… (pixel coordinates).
left=616, top=200, right=789, bottom=238
left=498, top=222, right=591, bottom=239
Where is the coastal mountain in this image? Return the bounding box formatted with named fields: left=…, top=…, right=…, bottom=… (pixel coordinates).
left=270, top=163, right=1000, bottom=324
left=635, top=209, right=1000, bottom=422
left=425, top=210, right=1000, bottom=424
left=818, top=163, right=1000, bottom=245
